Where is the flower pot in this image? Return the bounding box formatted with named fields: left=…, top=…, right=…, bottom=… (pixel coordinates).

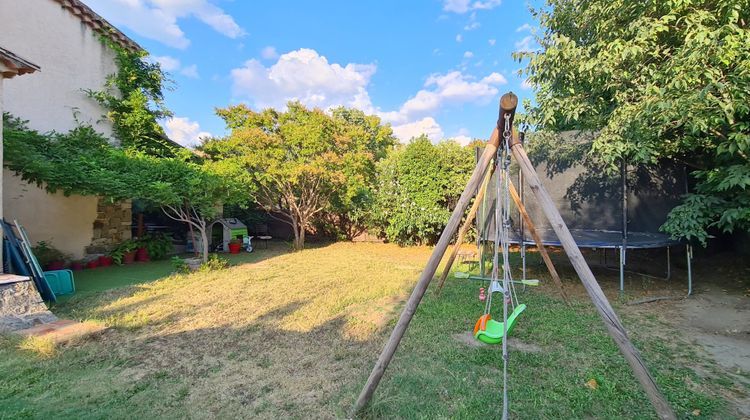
left=70, top=262, right=84, bottom=271
left=98, top=255, right=114, bottom=267
left=228, top=242, right=242, bottom=254
left=135, top=247, right=150, bottom=262
left=122, top=251, right=136, bottom=264
left=86, top=260, right=99, bottom=269
left=46, top=261, right=65, bottom=271
left=184, top=257, right=202, bottom=271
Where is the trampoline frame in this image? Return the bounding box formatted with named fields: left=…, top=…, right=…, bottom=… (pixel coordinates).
left=478, top=157, right=694, bottom=296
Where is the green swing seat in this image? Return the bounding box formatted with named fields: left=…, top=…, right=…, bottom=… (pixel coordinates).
left=474, top=304, right=527, bottom=345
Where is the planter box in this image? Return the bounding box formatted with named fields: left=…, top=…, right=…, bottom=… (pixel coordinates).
left=122, top=251, right=136, bottom=264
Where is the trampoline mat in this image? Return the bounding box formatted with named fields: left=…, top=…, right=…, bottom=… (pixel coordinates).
left=498, top=229, right=681, bottom=249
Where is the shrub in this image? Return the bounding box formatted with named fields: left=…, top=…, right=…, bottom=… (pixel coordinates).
left=138, top=233, right=173, bottom=260
left=370, top=136, right=475, bottom=245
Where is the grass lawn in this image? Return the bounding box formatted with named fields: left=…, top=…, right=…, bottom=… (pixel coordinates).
left=0, top=242, right=742, bottom=418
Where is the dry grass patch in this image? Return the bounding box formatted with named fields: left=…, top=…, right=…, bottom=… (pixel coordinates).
left=6, top=242, right=433, bottom=418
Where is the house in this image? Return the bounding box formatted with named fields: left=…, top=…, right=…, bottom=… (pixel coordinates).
left=0, top=0, right=143, bottom=260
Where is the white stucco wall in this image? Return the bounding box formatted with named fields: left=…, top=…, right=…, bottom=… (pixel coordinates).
left=0, top=0, right=122, bottom=259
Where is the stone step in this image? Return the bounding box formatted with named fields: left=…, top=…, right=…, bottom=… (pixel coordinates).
left=16, top=319, right=107, bottom=343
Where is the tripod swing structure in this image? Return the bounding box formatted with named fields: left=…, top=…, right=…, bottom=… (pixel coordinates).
left=473, top=113, right=527, bottom=348
left=352, top=92, right=676, bottom=420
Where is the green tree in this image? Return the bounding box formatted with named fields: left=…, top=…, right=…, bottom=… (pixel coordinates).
left=204, top=102, right=395, bottom=249
left=519, top=0, right=750, bottom=244
left=3, top=115, right=249, bottom=262
left=371, top=136, right=475, bottom=245
left=88, top=42, right=178, bottom=157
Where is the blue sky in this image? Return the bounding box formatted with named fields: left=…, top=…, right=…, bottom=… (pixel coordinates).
left=86, top=0, right=537, bottom=147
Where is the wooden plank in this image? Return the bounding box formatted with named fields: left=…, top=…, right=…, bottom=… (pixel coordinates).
left=435, top=165, right=493, bottom=296
left=352, top=124, right=505, bottom=415
left=509, top=139, right=676, bottom=420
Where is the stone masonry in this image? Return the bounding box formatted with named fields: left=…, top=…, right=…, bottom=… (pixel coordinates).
left=87, top=198, right=132, bottom=254
left=0, top=275, right=57, bottom=332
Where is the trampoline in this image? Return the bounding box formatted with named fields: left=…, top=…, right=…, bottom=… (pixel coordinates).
left=476, top=132, right=694, bottom=295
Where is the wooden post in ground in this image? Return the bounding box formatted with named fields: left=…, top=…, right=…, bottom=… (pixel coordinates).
left=435, top=165, right=493, bottom=296
left=508, top=131, right=675, bottom=420
left=351, top=93, right=520, bottom=416
left=505, top=176, right=569, bottom=303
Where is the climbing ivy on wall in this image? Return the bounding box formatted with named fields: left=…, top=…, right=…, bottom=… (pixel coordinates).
left=88, top=38, right=178, bottom=157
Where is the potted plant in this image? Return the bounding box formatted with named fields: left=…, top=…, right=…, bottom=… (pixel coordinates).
left=98, top=255, right=114, bottom=267
left=138, top=233, right=174, bottom=261
left=86, top=259, right=99, bottom=269
left=110, top=239, right=138, bottom=265
left=135, top=246, right=150, bottom=262
left=70, top=260, right=84, bottom=271
left=228, top=237, right=242, bottom=254
left=31, top=241, right=68, bottom=271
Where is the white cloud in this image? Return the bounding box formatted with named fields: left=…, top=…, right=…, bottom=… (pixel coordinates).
left=164, top=116, right=211, bottom=148
left=149, top=55, right=181, bottom=71
left=463, top=51, right=474, bottom=58
left=391, top=117, right=444, bottom=142
left=382, top=71, right=508, bottom=127
left=443, top=0, right=502, bottom=14
left=147, top=55, right=199, bottom=78
left=516, top=23, right=532, bottom=32
left=261, top=46, right=279, bottom=60
left=515, top=35, right=535, bottom=53
left=86, top=0, right=245, bottom=49
left=230, top=48, right=377, bottom=111
left=456, top=34, right=463, bottom=42
left=488, top=39, right=496, bottom=46
left=180, top=64, right=199, bottom=79
left=229, top=48, right=507, bottom=145
left=464, top=22, right=481, bottom=31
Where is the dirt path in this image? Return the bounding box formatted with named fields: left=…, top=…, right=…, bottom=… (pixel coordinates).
left=665, top=285, right=750, bottom=416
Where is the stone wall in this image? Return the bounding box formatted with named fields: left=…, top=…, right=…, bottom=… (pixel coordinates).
left=87, top=198, right=132, bottom=254
left=0, top=275, right=57, bottom=332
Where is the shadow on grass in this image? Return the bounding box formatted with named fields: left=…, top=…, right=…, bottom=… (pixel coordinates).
left=1, top=244, right=732, bottom=419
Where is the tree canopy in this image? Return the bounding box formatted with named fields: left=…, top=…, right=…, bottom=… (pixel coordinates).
left=203, top=102, right=396, bottom=249
left=371, top=136, right=476, bottom=245
left=3, top=115, right=250, bottom=261
left=519, top=0, right=750, bottom=244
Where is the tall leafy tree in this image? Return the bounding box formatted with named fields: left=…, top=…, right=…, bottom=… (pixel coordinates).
left=519, top=0, right=750, bottom=244
left=371, top=136, right=475, bottom=245
left=205, top=102, right=394, bottom=249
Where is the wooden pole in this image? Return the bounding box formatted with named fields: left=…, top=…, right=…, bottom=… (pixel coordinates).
left=435, top=165, right=493, bottom=295
left=505, top=176, right=569, bottom=303
left=508, top=135, right=675, bottom=419
left=352, top=95, right=518, bottom=415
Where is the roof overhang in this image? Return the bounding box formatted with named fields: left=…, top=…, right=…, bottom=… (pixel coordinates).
left=0, top=46, right=40, bottom=79
left=52, top=0, right=143, bottom=53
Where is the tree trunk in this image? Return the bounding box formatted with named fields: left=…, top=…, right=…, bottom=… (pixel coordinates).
left=199, top=226, right=209, bottom=263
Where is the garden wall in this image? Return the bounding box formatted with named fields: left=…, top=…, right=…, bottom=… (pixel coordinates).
left=87, top=198, right=132, bottom=255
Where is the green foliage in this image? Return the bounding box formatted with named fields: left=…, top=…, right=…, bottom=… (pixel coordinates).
left=138, top=233, right=173, bottom=260
left=171, top=256, right=190, bottom=274
left=203, top=102, right=395, bottom=248
left=371, top=136, right=475, bottom=245
left=31, top=241, right=68, bottom=266
left=519, top=0, right=750, bottom=244
left=88, top=40, right=177, bottom=157
left=110, top=239, right=139, bottom=265
left=3, top=115, right=247, bottom=216
left=3, top=115, right=252, bottom=261
left=199, top=254, right=230, bottom=271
